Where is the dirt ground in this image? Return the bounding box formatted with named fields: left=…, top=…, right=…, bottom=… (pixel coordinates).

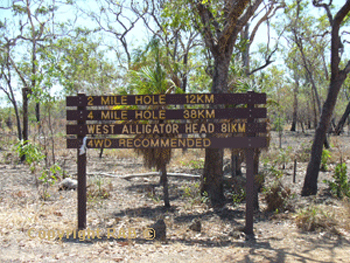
left=1, top=131, right=350, bottom=262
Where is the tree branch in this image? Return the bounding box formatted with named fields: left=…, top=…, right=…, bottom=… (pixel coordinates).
left=190, top=0, right=218, bottom=55
left=342, top=59, right=350, bottom=75
left=218, top=0, right=251, bottom=51
left=312, top=0, right=333, bottom=25
left=330, top=0, right=350, bottom=78
left=247, top=48, right=277, bottom=75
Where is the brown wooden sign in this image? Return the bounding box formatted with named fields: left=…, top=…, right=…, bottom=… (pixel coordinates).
left=66, top=93, right=266, bottom=106
left=67, top=122, right=266, bottom=135
left=66, top=91, right=267, bottom=236
left=66, top=108, right=266, bottom=121
left=67, top=137, right=267, bottom=149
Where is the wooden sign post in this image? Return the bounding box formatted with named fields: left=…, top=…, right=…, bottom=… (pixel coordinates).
left=66, top=91, right=267, bottom=234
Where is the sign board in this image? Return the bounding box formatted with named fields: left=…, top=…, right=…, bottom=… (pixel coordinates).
left=66, top=92, right=267, bottom=235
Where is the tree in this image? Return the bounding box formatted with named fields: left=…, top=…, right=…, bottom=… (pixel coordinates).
left=78, top=0, right=148, bottom=69
left=50, top=32, right=119, bottom=95
left=335, top=78, right=350, bottom=134
left=189, top=0, right=264, bottom=207
left=0, top=37, right=22, bottom=141
left=0, top=0, right=61, bottom=161
left=279, top=0, right=331, bottom=134
left=125, top=38, right=179, bottom=207
left=302, top=0, right=350, bottom=196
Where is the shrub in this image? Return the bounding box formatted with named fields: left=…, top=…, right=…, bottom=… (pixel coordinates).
left=263, top=181, right=291, bottom=212
left=295, top=206, right=337, bottom=232
left=323, top=163, right=349, bottom=198
left=320, top=149, right=331, bottom=171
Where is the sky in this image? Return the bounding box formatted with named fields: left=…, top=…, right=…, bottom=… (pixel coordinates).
left=0, top=0, right=349, bottom=106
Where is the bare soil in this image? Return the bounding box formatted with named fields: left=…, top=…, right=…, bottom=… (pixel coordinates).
left=0, top=131, right=350, bottom=262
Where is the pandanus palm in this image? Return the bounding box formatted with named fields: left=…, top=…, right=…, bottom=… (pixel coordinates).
left=125, top=38, right=180, bottom=207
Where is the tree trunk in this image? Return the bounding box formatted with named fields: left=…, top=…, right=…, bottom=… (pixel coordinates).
left=335, top=100, right=350, bottom=135
left=306, top=96, right=311, bottom=129
left=201, top=147, right=225, bottom=207
left=201, top=55, right=229, bottom=207
left=21, top=87, right=29, bottom=162
left=253, top=149, right=261, bottom=210
left=302, top=77, right=347, bottom=196
left=291, top=74, right=299, bottom=132
left=160, top=164, right=170, bottom=207
left=303, top=0, right=350, bottom=196
left=36, top=102, right=41, bottom=133
left=231, top=151, right=242, bottom=177
left=14, top=102, right=22, bottom=141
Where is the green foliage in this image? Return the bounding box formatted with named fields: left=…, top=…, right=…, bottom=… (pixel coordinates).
left=276, top=147, right=292, bottom=169
left=15, top=140, right=45, bottom=173
left=201, top=191, right=210, bottom=204
left=180, top=159, right=204, bottom=169
left=180, top=182, right=207, bottom=207
left=320, top=149, right=331, bottom=171
left=39, top=164, right=60, bottom=185
left=272, top=117, right=285, bottom=132
left=262, top=147, right=292, bottom=178
left=38, top=163, right=61, bottom=200
left=232, top=187, right=246, bottom=206
left=323, top=163, right=349, bottom=198
left=15, top=139, right=61, bottom=200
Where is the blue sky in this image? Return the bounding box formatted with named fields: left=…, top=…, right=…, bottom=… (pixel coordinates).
left=0, top=0, right=349, bottom=105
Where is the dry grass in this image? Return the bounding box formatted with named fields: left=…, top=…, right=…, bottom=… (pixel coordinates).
left=338, top=198, right=350, bottom=231
left=295, top=205, right=338, bottom=233
left=87, top=176, right=113, bottom=201
left=294, top=200, right=350, bottom=235
left=263, top=182, right=291, bottom=212
left=168, top=149, right=205, bottom=171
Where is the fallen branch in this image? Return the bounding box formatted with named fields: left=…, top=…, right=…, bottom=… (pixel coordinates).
left=82, top=172, right=201, bottom=180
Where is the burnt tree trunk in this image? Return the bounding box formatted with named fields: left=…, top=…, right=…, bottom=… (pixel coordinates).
left=335, top=100, right=350, bottom=135
left=160, top=164, right=170, bottom=208
left=302, top=78, right=347, bottom=195
left=302, top=0, right=350, bottom=196
left=231, top=151, right=242, bottom=177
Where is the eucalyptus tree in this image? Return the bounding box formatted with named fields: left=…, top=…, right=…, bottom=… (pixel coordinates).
left=77, top=0, right=149, bottom=70
left=277, top=0, right=332, bottom=132
left=302, top=0, right=350, bottom=196
left=0, top=0, right=71, bottom=162
left=188, top=0, right=265, bottom=207
left=136, top=0, right=203, bottom=93
left=0, top=36, right=22, bottom=141
left=335, top=77, right=350, bottom=134
left=48, top=31, right=119, bottom=95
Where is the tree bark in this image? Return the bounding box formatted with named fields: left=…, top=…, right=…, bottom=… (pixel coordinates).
left=335, top=100, right=350, bottom=135
left=302, top=77, right=347, bottom=195
left=21, top=87, right=29, bottom=162
left=302, top=0, right=350, bottom=196
left=201, top=55, right=230, bottom=207
left=291, top=74, right=299, bottom=132
left=160, top=164, right=170, bottom=207
left=201, top=147, right=225, bottom=207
